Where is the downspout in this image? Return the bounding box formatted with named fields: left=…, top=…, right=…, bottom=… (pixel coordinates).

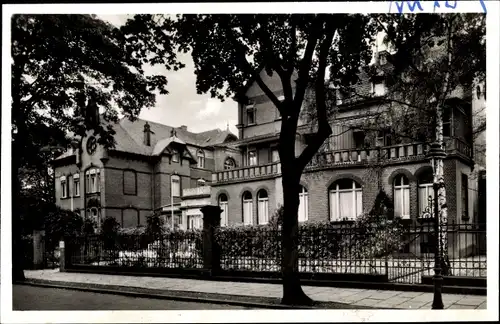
left=151, top=157, right=156, bottom=215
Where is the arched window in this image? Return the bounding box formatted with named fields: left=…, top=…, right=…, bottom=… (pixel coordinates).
left=257, top=190, right=269, bottom=225
left=85, top=168, right=101, bottom=193
left=224, top=157, right=236, bottom=170
left=329, top=179, right=362, bottom=221
left=197, top=150, right=205, bottom=168
left=298, top=186, right=309, bottom=222
left=242, top=191, right=253, bottom=225
left=418, top=170, right=434, bottom=217
left=171, top=175, right=180, bottom=197
left=218, top=194, right=229, bottom=226
left=393, top=175, right=410, bottom=219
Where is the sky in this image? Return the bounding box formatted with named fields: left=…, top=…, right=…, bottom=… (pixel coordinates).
left=99, top=14, right=238, bottom=135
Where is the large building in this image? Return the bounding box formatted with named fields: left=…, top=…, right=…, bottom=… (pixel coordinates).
left=52, top=117, right=237, bottom=230
left=53, top=52, right=484, bottom=234
left=209, top=51, right=481, bottom=229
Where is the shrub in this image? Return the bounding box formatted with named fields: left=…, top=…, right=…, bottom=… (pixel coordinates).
left=100, top=216, right=120, bottom=250
left=44, top=207, right=84, bottom=251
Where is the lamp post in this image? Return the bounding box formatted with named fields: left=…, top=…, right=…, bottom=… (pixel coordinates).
left=426, top=142, right=446, bottom=310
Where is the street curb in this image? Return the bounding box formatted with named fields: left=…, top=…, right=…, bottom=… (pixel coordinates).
left=16, top=279, right=362, bottom=310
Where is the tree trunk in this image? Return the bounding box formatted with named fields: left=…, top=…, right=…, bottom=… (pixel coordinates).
left=280, top=168, right=313, bottom=306
left=12, top=59, right=27, bottom=281
left=12, top=147, right=26, bottom=281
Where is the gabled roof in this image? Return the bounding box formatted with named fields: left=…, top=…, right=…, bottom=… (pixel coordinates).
left=54, top=116, right=237, bottom=161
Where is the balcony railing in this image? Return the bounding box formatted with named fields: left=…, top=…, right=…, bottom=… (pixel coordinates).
left=182, top=186, right=211, bottom=197
left=212, top=139, right=471, bottom=183
left=212, top=162, right=281, bottom=183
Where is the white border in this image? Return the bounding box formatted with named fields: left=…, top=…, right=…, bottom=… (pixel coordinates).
left=2, top=1, right=499, bottom=323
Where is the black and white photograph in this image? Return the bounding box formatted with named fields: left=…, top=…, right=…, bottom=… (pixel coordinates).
left=1, top=1, right=498, bottom=322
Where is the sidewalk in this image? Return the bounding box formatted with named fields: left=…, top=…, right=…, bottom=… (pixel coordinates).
left=23, top=269, right=486, bottom=310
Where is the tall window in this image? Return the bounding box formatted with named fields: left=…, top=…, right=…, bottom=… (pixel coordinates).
left=418, top=170, right=434, bottom=217
left=246, top=103, right=255, bottom=125
left=329, top=179, right=362, bottom=221
left=248, top=150, right=257, bottom=166
left=461, top=173, right=469, bottom=219
left=393, top=175, right=410, bottom=219
left=171, top=175, right=180, bottom=197
left=218, top=194, right=229, bottom=227
left=85, top=168, right=100, bottom=193
left=73, top=173, right=80, bottom=197
left=187, top=215, right=202, bottom=230
left=242, top=191, right=253, bottom=225
left=224, top=157, right=236, bottom=170
left=257, top=190, right=269, bottom=225
left=60, top=176, right=68, bottom=198
left=443, top=106, right=452, bottom=137
left=123, top=170, right=137, bottom=195
left=197, top=150, right=205, bottom=168
left=271, top=148, right=280, bottom=162
left=172, top=149, right=179, bottom=162
left=298, top=186, right=309, bottom=222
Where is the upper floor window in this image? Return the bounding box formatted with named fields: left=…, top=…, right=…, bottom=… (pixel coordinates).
left=329, top=179, right=362, bottom=222
left=376, top=128, right=393, bottom=147
left=443, top=106, right=452, bottom=137
left=171, top=175, right=180, bottom=197
left=271, top=148, right=280, bottom=163
left=248, top=150, right=257, bottom=166
left=60, top=176, right=68, bottom=198
left=85, top=168, right=100, bottom=194
left=393, top=174, right=410, bottom=219
left=123, top=170, right=137, bottom=195
left=197, top=150, right=205, bottom=168
left=172, top=149, right=179, bottom=163
left=245, top=103, right=256, bottom=125
left=73, top=173, right=80, bottom=197
left=224, top=157, right=236, bottom=170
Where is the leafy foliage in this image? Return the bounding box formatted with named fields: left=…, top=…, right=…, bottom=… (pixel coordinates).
left=43, top=207, right=84, bottom=251
left=100, top=216, right=120, bottom=250
left=11, top=14, right=181, bottom=279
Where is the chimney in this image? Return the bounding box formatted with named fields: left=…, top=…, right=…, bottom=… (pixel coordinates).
left=180, top=125, right=187, bottom=131
left=144, top=122, right=151, bottom=146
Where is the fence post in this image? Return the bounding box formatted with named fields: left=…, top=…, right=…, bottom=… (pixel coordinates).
left=200, top=205, right=222, bottom=275
left=59, top=240, right=66, bottom=272
left=32, top=230, right=45, bottom=269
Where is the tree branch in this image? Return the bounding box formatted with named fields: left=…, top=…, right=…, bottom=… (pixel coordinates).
left=297, top=21, right=335, bottom=170
left=293, top=16, right=323, bottom=115
left=223, top=22, right=284, bottom=114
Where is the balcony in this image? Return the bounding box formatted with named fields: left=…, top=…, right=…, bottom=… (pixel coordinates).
left=212, top=162, right=282, bottom=184
left=211, top=138, right=471, bottom=184
left=182, top=186, right=211, bottom=198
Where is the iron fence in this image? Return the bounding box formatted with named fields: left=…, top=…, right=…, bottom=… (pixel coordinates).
left=68, top=231, right=204, bottom=269
left=215, top=221, right=486, bottom=284
left=65, top=222, right=486, bottom=285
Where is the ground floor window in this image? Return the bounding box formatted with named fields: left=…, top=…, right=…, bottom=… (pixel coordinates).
left=242, top=191, right=253, bottom=225
left=218, top=194, right=229, bottom=227
left=187, top=215, right=202, bottom=230
left=329, top=179, right=363, bottom=221
left=257, top=190, right=269, bottom=225
left=298, top=186, right=309, bottom=222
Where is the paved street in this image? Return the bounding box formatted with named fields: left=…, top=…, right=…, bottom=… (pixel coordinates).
left=13, top=285, right=250, bottom=310
left=24, top=269, right=487, bottom=310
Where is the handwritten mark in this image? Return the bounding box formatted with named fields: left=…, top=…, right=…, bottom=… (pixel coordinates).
left=389, top=1, right=487, bottom=14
